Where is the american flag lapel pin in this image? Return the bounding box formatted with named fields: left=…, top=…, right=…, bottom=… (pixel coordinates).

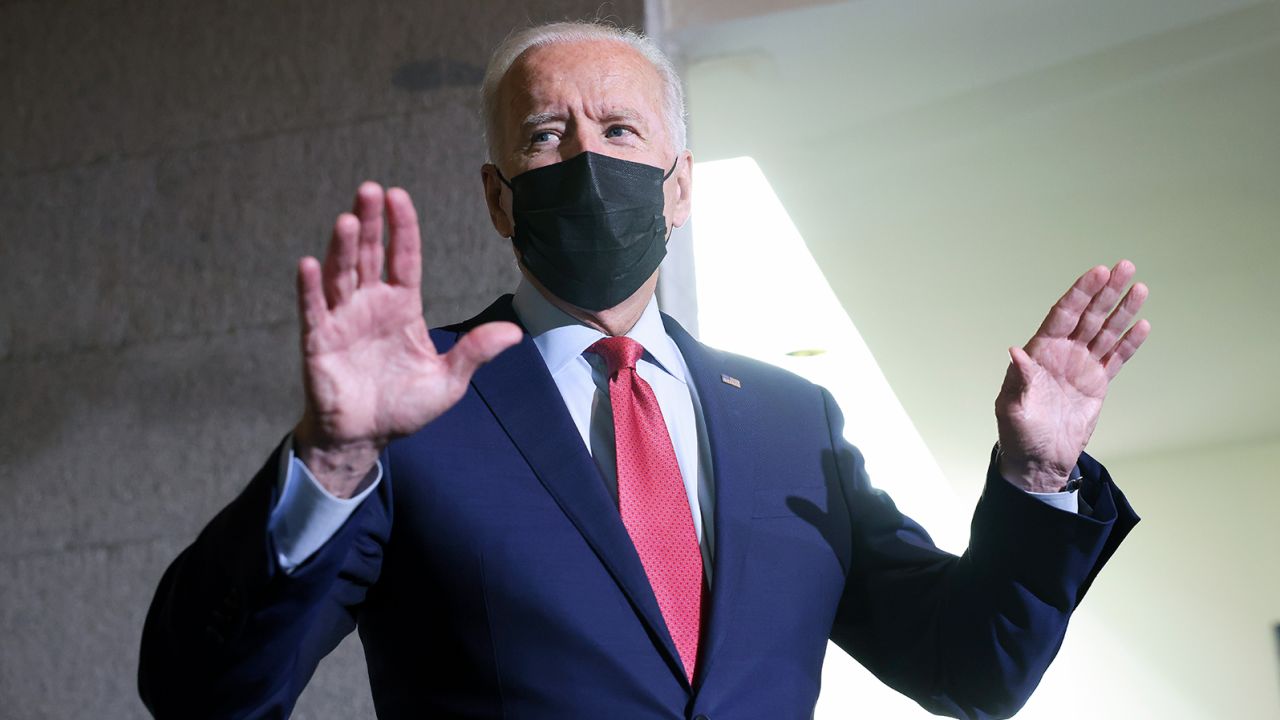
left=720, top=373, right=741, bottom=389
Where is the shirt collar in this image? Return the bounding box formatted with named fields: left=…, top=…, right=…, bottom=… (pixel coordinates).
left=511, top=278, right=687, bottom=384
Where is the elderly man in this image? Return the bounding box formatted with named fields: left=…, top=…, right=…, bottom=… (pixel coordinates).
left=140, top=20, right=1148, bottom=720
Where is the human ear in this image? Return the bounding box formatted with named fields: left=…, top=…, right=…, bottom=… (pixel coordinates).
left=668, top=149, right=693, bottom=229
left=481, top=163, right=514, bottom=238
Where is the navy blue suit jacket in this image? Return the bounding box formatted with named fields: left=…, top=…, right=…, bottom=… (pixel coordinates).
left=140, top=295, right=1138, bottom=719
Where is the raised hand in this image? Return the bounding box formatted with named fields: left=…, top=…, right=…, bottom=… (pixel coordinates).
left=293, top=182, right=522, bottom=497
left=995, top=261, right=1150, bottom=493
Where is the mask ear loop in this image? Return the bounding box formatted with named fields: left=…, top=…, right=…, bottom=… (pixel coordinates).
left=492, top=166, right=517, bottom=242
left=662, top=154, right=684, bottom=242
left=493, top=165, right=514, bottom=191
left=662, top=155, right=680, bottom=181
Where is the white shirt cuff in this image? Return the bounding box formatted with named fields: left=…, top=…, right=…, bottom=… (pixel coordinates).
left=1019, top=484, right=1080, bottom=514
left=267, top=439, right=383, bottom=574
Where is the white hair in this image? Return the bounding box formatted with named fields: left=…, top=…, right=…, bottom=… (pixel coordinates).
left=481, top=21, right=687, bottom=162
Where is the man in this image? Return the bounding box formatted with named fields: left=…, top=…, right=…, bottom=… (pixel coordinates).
left=139, top=21, right=1148, bottom=720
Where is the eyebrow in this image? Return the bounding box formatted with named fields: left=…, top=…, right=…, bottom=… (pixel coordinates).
left=519, top=108, right=650, bottom=130
left=521, top=111, right=564, bottom=129
left=600, top=108, right=645, bottom=125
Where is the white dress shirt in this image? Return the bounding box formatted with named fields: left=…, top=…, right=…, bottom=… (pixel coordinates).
left=511, top=279, right=717, bottom=580
left=269, top=282, right=1076, bottom=573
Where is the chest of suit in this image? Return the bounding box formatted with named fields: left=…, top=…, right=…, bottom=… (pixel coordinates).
left=355, top=323, right=857, bottom=719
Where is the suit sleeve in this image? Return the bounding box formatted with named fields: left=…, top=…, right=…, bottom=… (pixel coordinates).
left=138, top=438, right=392, bottom=719
left=823, top=389, right=1138, bottom=720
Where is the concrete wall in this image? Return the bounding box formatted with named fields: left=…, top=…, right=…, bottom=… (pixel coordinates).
left=0, top=1, right=643, bottom=717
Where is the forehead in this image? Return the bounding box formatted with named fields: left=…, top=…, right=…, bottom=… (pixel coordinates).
left=497, top=39, right=665, bottom=125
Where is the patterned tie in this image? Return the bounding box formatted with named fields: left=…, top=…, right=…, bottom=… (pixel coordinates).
left=588, top=336, right=704, bottom=684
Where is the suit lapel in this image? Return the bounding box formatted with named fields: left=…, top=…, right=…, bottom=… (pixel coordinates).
left=662, top=315, right=757, bottom=692
left=463, top=297, right=690, bottom=688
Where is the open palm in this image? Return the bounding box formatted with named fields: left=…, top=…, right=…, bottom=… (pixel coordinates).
left=293, top=183, right=521, bottom=496
left=995, top=261, right=1150, bottom=492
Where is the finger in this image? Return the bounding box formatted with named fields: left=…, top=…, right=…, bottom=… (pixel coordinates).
left=354, top=181, right=385, bottom=287
left=1089, top=281, right=1148, bottom=358
left=297, top=256, right=327, bottom=333
left=322, top=213, right=360, bottom=307
left=444, top=321, right=523, bottom=381
left=1034, top=265, right=1110, bottom=339
left=385, top=187, right=422, bottom=288
left=1070, top=260, right=1135, bottom=345
left=1103, top=318, right=1151, bottom=380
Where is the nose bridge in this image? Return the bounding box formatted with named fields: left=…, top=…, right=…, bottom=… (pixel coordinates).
left=563, top=114, right=603, bottom=159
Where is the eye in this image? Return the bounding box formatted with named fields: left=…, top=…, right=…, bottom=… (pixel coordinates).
left=604, top=125, right=635, bottom=139
left=530, top=130, right=559, bottom=145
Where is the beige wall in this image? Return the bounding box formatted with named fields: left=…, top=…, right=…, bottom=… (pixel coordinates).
left=1083, top=439, right=1280, bottom=718
left=810, top=438, right=1280, bottom=718
left=673, top=0, right=1280, bottom=716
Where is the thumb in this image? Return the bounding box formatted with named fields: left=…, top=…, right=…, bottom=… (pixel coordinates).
left=444, top=321, right=523, bottom=381
left=1001, top=345, right=1036, bottom=395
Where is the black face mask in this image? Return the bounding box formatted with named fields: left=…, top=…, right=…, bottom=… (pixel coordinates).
left=497, top=151, right=678, bottom=311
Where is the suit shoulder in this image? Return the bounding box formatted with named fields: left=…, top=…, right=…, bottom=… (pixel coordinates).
left=430, top=294, right=519, bottom=352
left=721, top=347, right=814, bottom=386
left=660, top=312, right=824, bottom=402
left=695, top=342, right=827, bottom=405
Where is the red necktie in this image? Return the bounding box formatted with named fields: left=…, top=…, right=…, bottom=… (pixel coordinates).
left=588, top=336, right=704, bottom=683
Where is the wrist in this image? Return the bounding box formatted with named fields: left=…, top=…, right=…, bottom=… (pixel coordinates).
left=995, top=443, right=1073, bottom=493
left=293, top=417, right=384, bottom=499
